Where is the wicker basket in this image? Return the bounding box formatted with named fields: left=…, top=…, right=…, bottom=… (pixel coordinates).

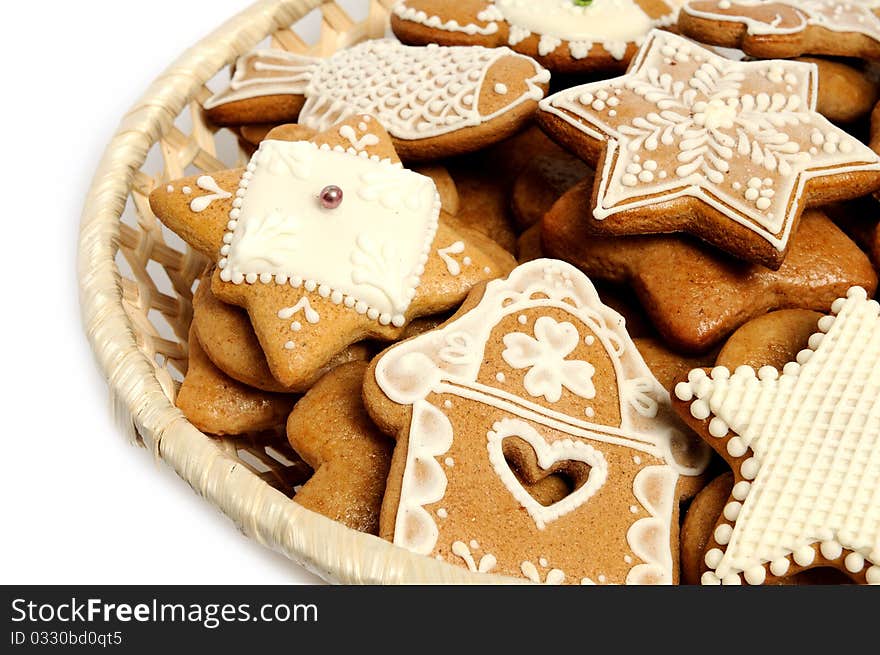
left=77, top=0, right=514, bottom=584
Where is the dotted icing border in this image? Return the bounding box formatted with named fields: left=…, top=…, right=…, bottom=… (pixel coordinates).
left=674, top=287, right=880, bottom=585
left=217, top=127, right=441, bottom=328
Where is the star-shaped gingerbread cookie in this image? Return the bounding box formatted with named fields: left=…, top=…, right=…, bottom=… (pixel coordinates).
left=390, top=0, right=680, bottom=73
left=149, top=116, right=516, bottom=388
left=680, top=1, right=880, bottom=59
left=672, top=286, right=880, bottom=585
left=538, top=29, right=880, bottom=269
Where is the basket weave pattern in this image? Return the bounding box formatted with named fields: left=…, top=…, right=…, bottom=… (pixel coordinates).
left=78, top=0, right=502, bottom=584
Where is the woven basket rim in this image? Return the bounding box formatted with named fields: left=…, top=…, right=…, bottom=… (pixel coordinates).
left=77, top=0, right=515, bottom=585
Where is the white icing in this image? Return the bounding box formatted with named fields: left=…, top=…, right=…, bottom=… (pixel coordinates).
left=437, top=241, right=465, bottom=276
left=626, top=465, right=677, bottom=585
left=393, top=0, right=679, bottom=61
left=393, top=401, right=454, bottom=555
left=376, top=259, right=710, bottom=584
left=521, top=560, right=566, bottom=584
left=501, top=316, right=597, bottom=403
left=204, top=49, right=318, bottom=109
left=189, top=175, right=232, bottom=213
left=539, top=30, right=880, bottom=252
left=679, top=287, right=880, bottom=583
left=487, top=417, right=608, bottom=529
left=300, top=40, right=548, bottom=138
left=278, top=297, right=320, bottom=324
left=206, top=40, right=548, bottom=140
left=451, top=540, right=497, bottom=573
left=219, top=139, right=440, bottom=327
left=338, top=124, right=380, bottom=151
left=683, top=0, right=880, bottom=43
left=496, top=0, right=654, bottom=52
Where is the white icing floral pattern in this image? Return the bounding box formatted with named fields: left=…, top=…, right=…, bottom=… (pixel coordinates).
left=539, top=30, right=880, bottom=251
left=502, top=316, right=597, bottom=403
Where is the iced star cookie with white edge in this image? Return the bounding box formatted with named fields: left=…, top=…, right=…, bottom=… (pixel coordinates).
left=364, top=258, right=711, bottom=585
left=390, top=0, right=681, bottom=74
left=679, top=1, right=880, bottom=60
left=149, top=115, right=516, bottom=389
left=672, top=286, right=880, bottom=585
left=203, top=39, right=549, bottom=161
left=537, top=29, right=880, bottom=270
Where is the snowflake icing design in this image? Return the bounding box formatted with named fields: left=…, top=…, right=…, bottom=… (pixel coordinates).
left=539, top=30, right=880, bottom=250
left=502, top=316, right=597, bottom=403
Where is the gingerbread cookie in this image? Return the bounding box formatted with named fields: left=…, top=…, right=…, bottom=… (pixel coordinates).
left=634, top=337, right=716, bottom=390
left=150, top=115, right=516, bottom=389
left=517, top=223, right=543, bottom=262
left=511, top=152, right=593, bottom=229
left=680, top=471, right=733, bottom=585
left=679, top=1, right=880, bottom=60
left=826, top=197, right=880, bottom=266
left=448, top=161, right=519, bottom=252
left=680, top=471, right=854, bottom=585
left=177, top=326, right=295, bottom=436
left=365, top=258, right=710, bottom=584
left=390, top=0, right=680, bottom=73
left=191, top=276, right=371, bottom=393
left=801, top=56, right=880, bottom=123
left=479, top=123, right=571, bottom=181
left=538, top=29, right=880, bottom=269
left=286, top=361, right=393, bottom=535
left=237, top=125, right=463, bottom=214
left=672, top=286, right=880, bottom=585
left=715, top=309, right=823, bottom=370
left=204, top=40, right=550, bottom=161
left=543, top=178, right=878, bottom=352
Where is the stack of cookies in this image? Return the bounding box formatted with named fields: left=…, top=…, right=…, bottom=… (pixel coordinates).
left=149, top=1, right=880, bottom=585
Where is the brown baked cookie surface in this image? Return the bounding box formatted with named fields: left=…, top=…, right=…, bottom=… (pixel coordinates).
left=801, top=56, right=880, bottom=123
left=538, top=30, right=880, bottom=269
left=391, top=0, right=681, bottom=74
left=287, top=361, right=393, bottom=535
left=715, top=309, right=823, bottom=371
left=365, top=259, right=710, bottom=584
left=679, top=1, right=880, bottom=60
left=543, top=178, right=878, bottom=353
left=177, top=327, right=296, bottom=436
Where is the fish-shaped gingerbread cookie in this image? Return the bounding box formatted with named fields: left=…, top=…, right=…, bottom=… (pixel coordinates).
left=204, top=39, right=549, bottom=161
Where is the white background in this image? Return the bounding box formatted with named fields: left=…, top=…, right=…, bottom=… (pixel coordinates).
left=0, top=0, right=328, bottom=583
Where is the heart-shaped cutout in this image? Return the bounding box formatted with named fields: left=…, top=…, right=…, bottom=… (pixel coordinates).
left=487, top=418, right=608, bottom=530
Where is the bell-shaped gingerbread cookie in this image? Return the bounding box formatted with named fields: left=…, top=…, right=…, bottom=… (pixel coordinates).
left=364, top=258, right=710, bottom=584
